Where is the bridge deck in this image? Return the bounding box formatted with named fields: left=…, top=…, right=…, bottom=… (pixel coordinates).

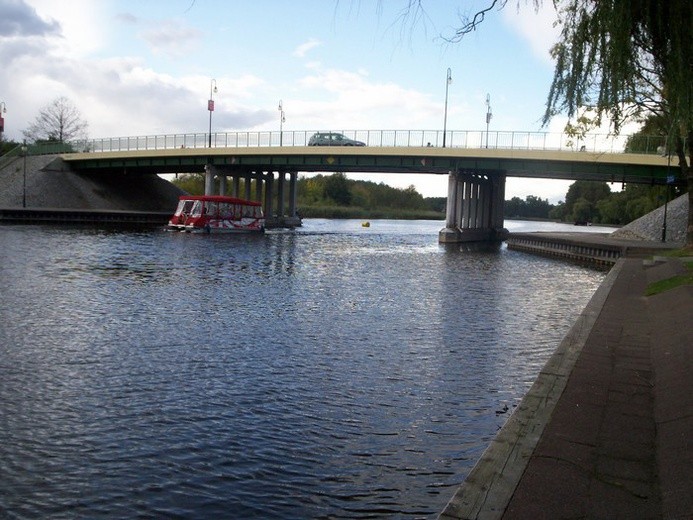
left=61, top=146, right=672, bottom=185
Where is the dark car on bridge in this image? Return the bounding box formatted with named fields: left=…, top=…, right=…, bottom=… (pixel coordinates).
left=308, top=132, right=366, bottom=146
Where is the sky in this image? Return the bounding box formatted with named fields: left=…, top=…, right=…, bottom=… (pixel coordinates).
left=0, top=0, right=634, bottom=202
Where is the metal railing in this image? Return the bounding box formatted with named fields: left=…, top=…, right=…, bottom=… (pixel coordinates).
left=20, top=130, right=674, bottom=156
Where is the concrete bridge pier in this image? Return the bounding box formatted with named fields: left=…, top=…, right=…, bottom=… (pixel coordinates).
left=439, top=170, right=508, bottom=243
left=268, top=170, right=301, bottom=228
left=205, top=164, right=301, bottom=228
left=204, top=163, right=215, bottom=195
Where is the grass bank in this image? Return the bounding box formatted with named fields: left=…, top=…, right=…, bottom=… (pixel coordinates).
left=645, top=246, right=693, bottom=296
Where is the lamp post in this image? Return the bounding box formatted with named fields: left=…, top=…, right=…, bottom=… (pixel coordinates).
left=208, top=79, right=217, bottom=148
left=21, top=141, right=28, bottom=208
left=442, top=67, right=452, bottom=147
left=662, top=139, right=672, bottom=242
left=278, top=100, right=285, bottom=146
left=485, top=94, right=492, bottom=148
left=0, top=101, right=6, bottom=141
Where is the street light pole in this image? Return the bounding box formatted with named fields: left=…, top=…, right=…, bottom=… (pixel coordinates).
left=485, top=94, right=492, bottom=148
left=278, top=100, right=285, bottom=146
left=0, top=101, right=6, bottom=142
left=21, top=141, right=27, bottom=208
left=208, top=79, right=217, bottom=148
left=662, top=141, right=672, bottom=242
left=443, top=68, right=452, bottom=148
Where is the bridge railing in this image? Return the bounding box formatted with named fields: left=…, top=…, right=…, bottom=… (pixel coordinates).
left=28, top=130, right=671, bottom=156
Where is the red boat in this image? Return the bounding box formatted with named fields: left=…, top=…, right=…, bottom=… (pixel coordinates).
left=167, top=195, right=265, bottom=233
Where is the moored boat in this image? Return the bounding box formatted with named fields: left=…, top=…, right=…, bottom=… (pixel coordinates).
left=167, top=195, right=265, bottom=233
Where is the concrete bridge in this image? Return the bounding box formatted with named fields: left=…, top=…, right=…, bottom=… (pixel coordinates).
left=58, top=130, right=673, bottom=242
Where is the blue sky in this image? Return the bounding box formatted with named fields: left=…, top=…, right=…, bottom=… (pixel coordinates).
left=1, top=0, right=619, bottom=201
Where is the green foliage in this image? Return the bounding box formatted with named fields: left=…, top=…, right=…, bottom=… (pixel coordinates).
left=296, top=173, right=430, bottom=212
left=504, top=195, right=554, bottom=219
left=1, top=139, right=21, bottom=155
left=323, top=172, right=352, bottom=206
left=549, top=202, right=568, bottom=221
left=645, top=261, right=693, bottom=296
left=624, top=114, right=669, bottom=154
left=571, top=197, right=593, bottom=223
left=171, top=172, right=444, bottom=219
left=553, top=180, right=677, bottom=224
left=424, top=197, right=447, bottom=213
left=171, top=173, right=204, bottom=195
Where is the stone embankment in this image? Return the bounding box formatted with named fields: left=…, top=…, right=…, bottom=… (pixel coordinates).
left=507, top=194, right=688, bottom=266
left=611, top=192, right=688, bottom=243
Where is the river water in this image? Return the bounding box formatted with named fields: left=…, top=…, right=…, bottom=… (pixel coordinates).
left=0, top=219, right=609, bottom=518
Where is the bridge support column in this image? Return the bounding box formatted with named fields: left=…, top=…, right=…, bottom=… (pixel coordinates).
left=233, top=176, right=241, bottom=198
left=264, top=171, right=274, bottom=223
left=276, top=170, right=286, bottom=218
left=255, top=171, right=263, bottom=202
left=204, top=164, right=215, bottom=196
left=219, top=174, right=227, bottom=196
left=439, top=170, right=508, bottom=243
left=284, top=171, right=301, bottom=227
left=289, top=172, right=298, bottom=217
left=244, top=173, right=252, bottom=200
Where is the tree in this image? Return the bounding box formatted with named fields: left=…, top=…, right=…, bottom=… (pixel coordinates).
left=323, top=172, right=352, bottom=206
left=543, top=1, right=691, bottom=242
left=571, top=197, right=594, bottom=224
left=23, top=96, right=89, bottom=143
left=410, top=0, right=692, bottom=243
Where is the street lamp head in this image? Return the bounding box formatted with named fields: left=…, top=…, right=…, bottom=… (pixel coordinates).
left=278, top=100, right=283, bottom=111
left=0, top=101, right=6, bottom=113
left=447, top=67, right=452, bottom=84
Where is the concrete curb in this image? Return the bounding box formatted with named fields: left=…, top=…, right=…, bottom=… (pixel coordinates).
left=439, top=259, right=626, bottom=520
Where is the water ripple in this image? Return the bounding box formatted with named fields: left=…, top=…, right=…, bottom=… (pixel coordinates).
left=0, top=221, right=604, bottom=518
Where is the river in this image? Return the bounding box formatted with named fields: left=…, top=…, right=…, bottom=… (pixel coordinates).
left=0, top=219, right=610, bottom=518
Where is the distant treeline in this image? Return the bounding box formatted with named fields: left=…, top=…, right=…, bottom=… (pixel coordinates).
left=172, top=172, right=446, bottom=220
left=171, top=173, right=677, bottom=224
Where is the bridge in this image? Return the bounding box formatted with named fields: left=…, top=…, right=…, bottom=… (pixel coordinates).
left=58, top=129, right=673, bottom=242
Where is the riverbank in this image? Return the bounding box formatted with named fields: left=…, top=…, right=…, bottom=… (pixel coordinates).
left=439, top=253, right=692, bottom=519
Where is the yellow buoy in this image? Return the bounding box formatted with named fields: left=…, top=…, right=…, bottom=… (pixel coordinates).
left=361, top=221, right=370, bottom=227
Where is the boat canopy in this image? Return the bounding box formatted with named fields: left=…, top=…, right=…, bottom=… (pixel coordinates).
left=178, top=195, right=262, bottom=207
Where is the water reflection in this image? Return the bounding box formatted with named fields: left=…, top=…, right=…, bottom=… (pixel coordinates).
left=0, top=221, right=605, bottom=518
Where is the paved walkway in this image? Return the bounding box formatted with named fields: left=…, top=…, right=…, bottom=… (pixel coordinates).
left=440, top=256, right=692, bottom=519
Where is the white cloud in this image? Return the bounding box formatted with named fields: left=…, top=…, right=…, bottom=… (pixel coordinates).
left=501, top=2, right=560, bottom=65
left=292, top=38, right=321, bottom=58
left=294, top=68, right=441, bottom=129
left=26, top=0, right=108, bottom=57
left=139, top=19, right=202, bottom=58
